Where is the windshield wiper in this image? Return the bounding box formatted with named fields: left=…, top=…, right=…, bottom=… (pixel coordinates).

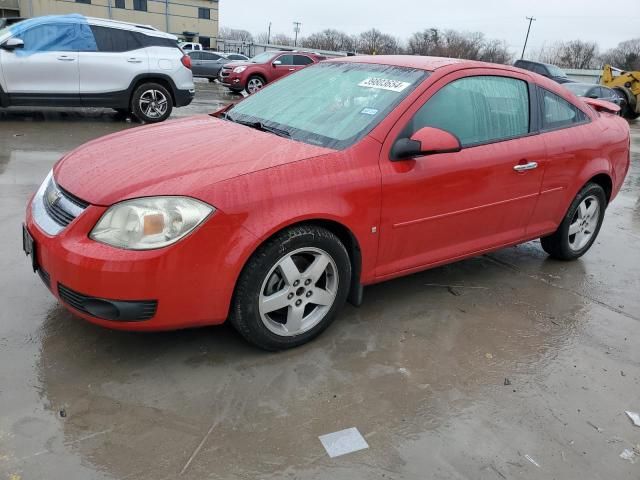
left=228, top=117, right=291, bottom=138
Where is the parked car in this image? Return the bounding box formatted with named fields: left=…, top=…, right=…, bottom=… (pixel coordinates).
left=219, top=50, right=325, bottom=94
left=179, top=42, right=202, bottom=52
left=0, top=15, right=194, bottom=123
left=188, top=50, right=227, bottom=81
left=223, top=52, right=249, bottom=61
left=563, top=82, right=625, bottom=111
left=23, top=56, right=630, bottom=350
left=513, top=59, right=574, bottom=84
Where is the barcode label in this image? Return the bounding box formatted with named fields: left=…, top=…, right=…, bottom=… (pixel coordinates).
left=358, top=78, right=411, bottom=92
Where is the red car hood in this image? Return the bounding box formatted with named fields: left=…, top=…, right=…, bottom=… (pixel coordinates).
left=54, top=115, right=333, bottom=206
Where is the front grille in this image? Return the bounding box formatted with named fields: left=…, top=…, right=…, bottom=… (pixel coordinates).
left=43, top=196, right=75, bottom=225
left=42, top=181, right=88, bottom=227
left=59, top=185, right=89, bottom=209
left=37, top=268, right=50, bottom=289
left=58, top=283, right=157, bottom=321
left=220, top=67, right=232, bottom=78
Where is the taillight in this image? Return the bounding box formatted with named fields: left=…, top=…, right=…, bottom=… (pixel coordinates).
left=181, top=55, right=192, bottom=70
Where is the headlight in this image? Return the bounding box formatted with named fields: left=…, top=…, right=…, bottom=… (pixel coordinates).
left=90, top=196, right=214, bottom=250
left=233, top=66, right=247, bottom=73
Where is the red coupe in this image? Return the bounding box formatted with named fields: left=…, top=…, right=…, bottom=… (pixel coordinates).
left=24, top=56, right=630, bottom=350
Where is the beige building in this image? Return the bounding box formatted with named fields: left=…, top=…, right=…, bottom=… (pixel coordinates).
left=0, top=0, right=218, bottom=47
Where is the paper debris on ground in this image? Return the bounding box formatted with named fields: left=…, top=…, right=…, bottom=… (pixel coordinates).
left=619, top=448, right=637, bottom=463
left=524, top=454, right=540, bottom=467
left=625, top=411, right=640, bottom=427
left=319, top=427, right=369, bottom=458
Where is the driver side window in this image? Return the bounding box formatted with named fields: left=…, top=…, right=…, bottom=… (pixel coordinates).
left=407, top=75, right=530, bottom=147
left=276, top=54, right=294, bottom=65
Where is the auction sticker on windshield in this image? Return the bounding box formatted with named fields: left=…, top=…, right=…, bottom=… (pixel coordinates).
left=358, top=78, right=411, bottom=92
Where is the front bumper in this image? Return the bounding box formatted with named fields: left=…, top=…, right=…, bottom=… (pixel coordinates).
left=219, top=72, right=243, bottom=90
left=25, top=186, right=257, bottom=331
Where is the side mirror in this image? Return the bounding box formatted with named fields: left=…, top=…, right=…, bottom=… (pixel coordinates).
left=1, top=38, right=24, bottom=51
left=272, top=60, right=282, bottom=66
left=391, top=127, right=461, bottom=160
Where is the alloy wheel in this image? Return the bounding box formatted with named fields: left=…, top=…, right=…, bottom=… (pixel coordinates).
left=258, top=247, right=339, bottom=336
left=139, top=89, right=169, bottom=119
left=568, top=194, right=600, bottom=251
left=247, top=78, right=264, bottom=94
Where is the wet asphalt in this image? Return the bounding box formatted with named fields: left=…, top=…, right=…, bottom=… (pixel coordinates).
left=1, top=80, right=639, bottom=479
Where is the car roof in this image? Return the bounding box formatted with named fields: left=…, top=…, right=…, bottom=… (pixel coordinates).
left=87, top=17, right=177, bottom=39
left=330, top=55, right=526, bottom=73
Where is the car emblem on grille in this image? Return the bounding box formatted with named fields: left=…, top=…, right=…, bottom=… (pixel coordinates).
left=51, top=190, right=62, bottom=207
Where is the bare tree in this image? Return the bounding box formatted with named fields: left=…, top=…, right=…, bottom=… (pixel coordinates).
left=534, top=40, right=598, bottom=69
left=218, top=27, right=253, bottom=43
left=254, top=31, right=270, bottom=44
left=302, top=29, right=356, bottom=52
left=269, top=33, right=295, bottom=46
left=600, top=38, right=640, bottom=71
left=561, top=40, right=598, bottom=69
left=407, top=28, right=441, bottom=55
left=357, top=29, right=401, bottom=55
left=480, top=39, right=513, bottom=64
left=407, top=28, right=511, bottom=63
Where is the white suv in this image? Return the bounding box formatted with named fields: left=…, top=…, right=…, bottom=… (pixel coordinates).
left=0, top=14, right=195, bottom=123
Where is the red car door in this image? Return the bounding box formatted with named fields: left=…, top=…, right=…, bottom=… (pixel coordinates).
left=376, top=70, right=547, bottom=278
left=271, top=54, right=295, bottom=80
left=525, top=88, right=597, bottom=236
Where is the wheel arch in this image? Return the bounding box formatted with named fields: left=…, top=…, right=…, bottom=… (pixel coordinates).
left=587, top=173, right=613, bottom=204
left=234, top=218, right=364, bottom=308
left=128, top=74, right=178, bottom=106
left=247, top=72, right=267, bottom=85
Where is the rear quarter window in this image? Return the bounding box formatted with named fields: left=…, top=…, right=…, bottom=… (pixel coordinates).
left=541, top=89, right=588, bottom=130
left=91, top=26, right=141, bottom=52
left=138, top=34, right=178, bottom=48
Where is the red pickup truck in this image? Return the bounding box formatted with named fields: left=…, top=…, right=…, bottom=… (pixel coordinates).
left=219, top=50, right=326, bottom=94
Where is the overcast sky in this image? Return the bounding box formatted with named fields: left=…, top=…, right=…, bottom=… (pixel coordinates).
left=220, top=0, right=640, bottom=53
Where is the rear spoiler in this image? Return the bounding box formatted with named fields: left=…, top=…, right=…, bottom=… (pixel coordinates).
left=584, top=98, right=620, bottom=114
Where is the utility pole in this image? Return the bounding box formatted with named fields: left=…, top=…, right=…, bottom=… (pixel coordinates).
left=267, top=22, right=272, bottom=44
left=293, top=21, right=302, bottom=47
left=520, top=16, right=536, bottom=59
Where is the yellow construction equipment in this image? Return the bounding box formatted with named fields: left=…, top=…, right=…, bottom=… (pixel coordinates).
left=600, top=64, right=640, bottom=119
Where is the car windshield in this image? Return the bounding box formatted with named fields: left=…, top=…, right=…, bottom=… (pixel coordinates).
left=226, top=62, right=428, bottom=149
left=564, top=84, right=592, bottom=96
left=545, top=64, right=567, bottom=78
left=249, top=51, right=278, bottom=63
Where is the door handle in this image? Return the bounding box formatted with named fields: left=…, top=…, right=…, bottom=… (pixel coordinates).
left=513, top=161, right=538, bottom=172
left=288, top=68, right=295, bottom=71
left=127, top=58, right=143, bottom=63
left=57, top=56, right=75, bottom=61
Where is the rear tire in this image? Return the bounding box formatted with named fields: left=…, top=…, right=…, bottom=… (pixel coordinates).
left=540, top=182, right=606, bottom=260
left=131, top=82, right=172, bottom=123
left=231, top=225, right=351, bottom=351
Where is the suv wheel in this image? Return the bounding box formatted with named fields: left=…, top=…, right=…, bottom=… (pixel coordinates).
left=131, top=82, right=172, bottom=123
left=246, top=76, right=265, bottom=94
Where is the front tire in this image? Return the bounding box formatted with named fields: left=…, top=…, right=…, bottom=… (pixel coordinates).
left=245, top=75, right=265, bottom=94
left=131, top=82, right=172, bottom=123
left=231, top=225, right=351, bottom=350
left=540, top=182, right=606, bottom=260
